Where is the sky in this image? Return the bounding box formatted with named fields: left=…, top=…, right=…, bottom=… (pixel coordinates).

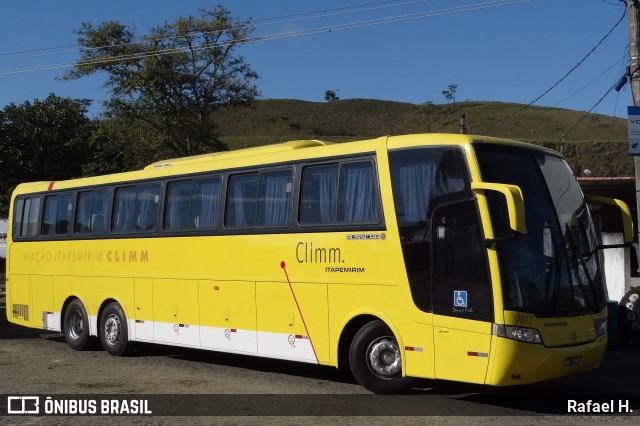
left=0, top=0, right=632, bottom=119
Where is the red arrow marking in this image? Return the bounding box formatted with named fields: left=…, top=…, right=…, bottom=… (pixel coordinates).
left=280, top=261, right=319, bottom=364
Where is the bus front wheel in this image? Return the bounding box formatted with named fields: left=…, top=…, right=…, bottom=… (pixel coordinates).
left=63, top=299, right=97, bottom=351
left=349, top=320, right=415, bottom=394
left=99, top=302, right=132, bottom=356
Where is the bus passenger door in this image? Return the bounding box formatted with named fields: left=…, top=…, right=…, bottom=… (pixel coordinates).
left=431, top=200, right=493, bottom=384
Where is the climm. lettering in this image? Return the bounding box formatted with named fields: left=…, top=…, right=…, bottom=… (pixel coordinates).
left=296, top=242, right=343, bottom=264
left=107, top=250, right=149, bottom=262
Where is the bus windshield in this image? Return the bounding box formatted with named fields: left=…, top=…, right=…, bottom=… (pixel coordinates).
left=474, top=143, right=606, bottom=317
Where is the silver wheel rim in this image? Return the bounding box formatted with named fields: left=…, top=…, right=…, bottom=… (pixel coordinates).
left=367, top=336, right=402, bottom=379
left=104, top=314, right=121, bottom=346
left=68, top=310, right=84, bottom=340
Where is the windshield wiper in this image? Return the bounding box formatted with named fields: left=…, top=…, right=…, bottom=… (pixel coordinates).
left=564, top=223, right=601, bottom=311
left=543, top=244, right=563, bottom=315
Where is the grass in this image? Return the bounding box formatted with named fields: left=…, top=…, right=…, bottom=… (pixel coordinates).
left=214, top=99, right=632, bottom=177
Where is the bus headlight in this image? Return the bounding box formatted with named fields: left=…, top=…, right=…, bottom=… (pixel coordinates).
left=493, top=323, right=543, bottom=344
left=593, top=317, right=607, bottom=337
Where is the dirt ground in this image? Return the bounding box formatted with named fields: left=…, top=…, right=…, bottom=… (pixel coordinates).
left=1, top=289, right=640, bottom=424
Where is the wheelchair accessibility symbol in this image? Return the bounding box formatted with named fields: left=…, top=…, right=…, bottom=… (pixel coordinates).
left=454, top=290, right=468, bottom=308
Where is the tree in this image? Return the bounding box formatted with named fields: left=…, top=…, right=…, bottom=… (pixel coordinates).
left=324, top=90, right=340, bottom=102
left=63, top=6, right=259, bottom=157
left=0, top=94, right=92, bottom=215
left=82, top=117, right=171, bottom=176
left=441, top=84, right=459, bottom=111
left=417, top=101, right=436, bottom=132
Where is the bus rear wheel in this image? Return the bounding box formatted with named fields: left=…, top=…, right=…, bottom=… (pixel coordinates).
left=349, top=320, right=415, bottom=394
left=99, top=302, right=132, bottom=356
left=63, top=299, right=97, bottom=351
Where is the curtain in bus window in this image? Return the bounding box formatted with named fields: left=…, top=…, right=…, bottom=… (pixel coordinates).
left=258, top=171, right=292, bottom=226
left=227, top=174, right=258, bottom=227
left=193, top=179, right=220, bottom=228
left=300, top=165, right=338, bottom=224
left=338, top=162, right=380, bottom=222
left=113, top=188, right=137, bottom=232
left=396, top=161, right=437, bottom=225
left=317, top=166, right=338, bottom=223
left=165, top=182, right=192, bottom=230
left=136, top=186, right=160, bottom=231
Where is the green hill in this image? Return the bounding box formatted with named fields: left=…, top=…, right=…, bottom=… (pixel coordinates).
left=214, top=99, right=632, bottom=177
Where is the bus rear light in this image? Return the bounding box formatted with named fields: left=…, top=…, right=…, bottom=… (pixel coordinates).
left=493, top=323, right=543, bottom=344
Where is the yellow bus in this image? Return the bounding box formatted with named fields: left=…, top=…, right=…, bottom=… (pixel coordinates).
left=6, top=134, right=632, bottom=394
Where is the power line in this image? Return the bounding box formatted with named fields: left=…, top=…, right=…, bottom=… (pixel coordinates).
left=0, top=0, right=437, bottom=62
left=252, top=0, right=436, bottom=25
left=0, top=0, right=531, bottom=77
left=552, top=46, right=627, bottom=108
left=500, top=7, right=626, bottom=122
left=561, top=82, right=617, bottom=141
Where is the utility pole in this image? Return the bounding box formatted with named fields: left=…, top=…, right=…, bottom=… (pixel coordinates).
left=628, top=0, right=640, bottom=247
left=460, top=114, right=468, bottom=134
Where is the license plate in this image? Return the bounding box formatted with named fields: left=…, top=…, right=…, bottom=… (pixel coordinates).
left=563, top=356, right=581, bottom=367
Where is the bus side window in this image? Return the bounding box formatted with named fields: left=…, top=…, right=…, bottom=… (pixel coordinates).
left=337, top=161, right=381, bottom=223
left=165, top=178, right=221, bottom=231
left=165, top=181, right=192, bottom=230
left=300, top=161, right=380, bottom=225
left=257, top=170, right=293, bottom=226
left=300, top=164, right=338, bottom=225
left=42, top=195, right=59, bottom=236
left=135, top=185, right=161, bottom=231
left=113, top=185, right=160, bottom=233
left=226, top=173, right=259, bottom=228
left=226, top=170, right=292, bottom=228
left=192, top=178, right=220, bottom=229
left=76, top=190, right=109, bottom=235
left=13, top=196, right=41, bottom=238
left=42, top=193, right=73, bottom=236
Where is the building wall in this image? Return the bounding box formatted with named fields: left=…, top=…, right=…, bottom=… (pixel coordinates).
left=601, top=233, right=630, bottom=302
left=0, top=218, right=7, bottom=259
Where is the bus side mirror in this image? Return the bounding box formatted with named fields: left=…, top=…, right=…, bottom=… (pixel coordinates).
left=471, top=182, right=526, bottom=236
left=584, top=194, right=633, bottom=244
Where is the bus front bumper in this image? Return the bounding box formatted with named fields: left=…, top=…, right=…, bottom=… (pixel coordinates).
left=487, top=335, right=607, bottom=386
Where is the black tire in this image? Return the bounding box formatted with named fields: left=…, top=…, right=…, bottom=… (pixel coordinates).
left=99, top=302, right=132, bottom=356
left=349, top=320, right=415, bottom=394
left=63, top=299, right=97, bottom=351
